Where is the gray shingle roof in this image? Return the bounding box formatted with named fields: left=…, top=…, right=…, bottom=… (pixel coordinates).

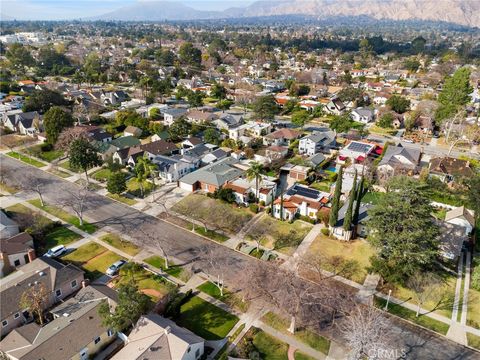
left=179, top=157, right=243, bottom=187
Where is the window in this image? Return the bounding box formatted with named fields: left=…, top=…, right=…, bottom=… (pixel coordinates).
left=195, top=348, right=200, bottom=359
left=14, top=313, right=20, bottom=319
left=55, top=289, right=62, bottom=297
left=71, top=280, right=78, bottom=288
left=107, top=329, right=114, bottom=337
left=2, top=320, right=7, bottom=327
left=14, top=259, right=21, bottom=267
left=94, top=336, right=101, bottom=344
left=187, top=347, right=191, bottom=353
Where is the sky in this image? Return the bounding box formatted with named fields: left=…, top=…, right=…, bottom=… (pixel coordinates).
left=0, top=0, right=254, bottom=20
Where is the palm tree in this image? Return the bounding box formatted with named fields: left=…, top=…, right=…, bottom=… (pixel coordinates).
left=135, top=157, right=156, bottom=198
left=246, top=161, right=264, bottom=203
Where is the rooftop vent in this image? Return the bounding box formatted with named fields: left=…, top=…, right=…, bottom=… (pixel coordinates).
left=38, top=271, right=45, bottom=277
left=62, top=313, right=70, bottom=317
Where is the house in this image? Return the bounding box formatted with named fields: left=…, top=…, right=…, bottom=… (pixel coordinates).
left=263, top=128, right=302, bottom=146
left=0, top=211, right=19, bottom=240
left=112, top=146, right=143, bottom=166
left=201, top=148, right=228, bottom=165
left=181, top=137, right=203, bottom=150
left=336, top=164, right=364, bottom=196
left=325, top=98, right=345, bottom=115
left=87, top=127, right=113, bottom=143
left=94, top=136, right=141, bottom=160
left=338, top=141, right=375, bottom=164
left=228, top=121, right=272, bottom=141
left=288, top=165, right=311, bottom=181
left=351, top=108, right=374, bottom=124
left=124, top=125, right=142, bottom=138
left=102, top=90, right=128, bottom=105
left=373, top=92, right=391, bottom=105
left=163, top=108, right=188, bottom=126
left=265, top=146, right=289, bottom=161
left=2, top=111, right=42, bottom=136
left=414, top=115, right=434, bottom=133
left=224, top=177, right=277, bottom=206
left=186, top=109, right=217, bottom=124
left=0, top=257, right=84, bottom=337
left=112, top=314, right=204, bottom=360
left=436, top=220, right=468, bottom=261
left=0, top=233, right=36, bottom=277
left=126, top=140, right=178, bottom=166
left=272, top=184, right=329, bottom=221
left=178, top=157, right=244, bottom=193
left=213, top=113, right=244, bottom=130
left=376, top=145, right=421, bottom=180
left=445, top=206, right=475, bottom=236
left=298, top=130, right=336, bottom=156
left=429, top=157, right=474, bottom=182
left=331, top=201, right=371, bottom=240
left=154, top=154, right=199, bottom=182
left=0, top=285, right=120, bottom=360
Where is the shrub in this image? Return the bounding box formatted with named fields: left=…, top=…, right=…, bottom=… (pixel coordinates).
left=249, top=204, right=259, bottom=213
left=164, top=289, right=193, bottom=318
left=321, top=228, right=330, bottom=236
left=299, top=215, right=316, bottom=224
left=259, top=200, right=265, bottom=207
left=40, top=143, right=53, bottom=152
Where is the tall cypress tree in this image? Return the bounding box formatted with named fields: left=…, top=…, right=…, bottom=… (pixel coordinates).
left=343, top=171, right=357, bottom=232
left=353, top=176, right=364, bottom=224
left=329, top=166, right=344, bottom=227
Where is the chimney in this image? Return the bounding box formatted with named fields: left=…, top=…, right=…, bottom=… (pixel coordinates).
left=27, top=249, right=36, bottom=262
left=81, top=279, right=90, bottom=288
left=1, top=251, right=14, bottom=275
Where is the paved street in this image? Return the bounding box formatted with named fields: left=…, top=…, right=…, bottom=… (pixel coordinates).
left=1, top=154, right=479, bottom=359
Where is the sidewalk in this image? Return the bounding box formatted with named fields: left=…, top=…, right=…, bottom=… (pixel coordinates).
left=281, top=223, right=323, bottom=270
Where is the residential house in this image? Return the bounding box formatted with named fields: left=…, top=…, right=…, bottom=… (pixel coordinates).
left=228, top=121, right=272, bottom=142
left=298, top=130, right=336, bottom=156
left=288, top=165, right=311, bottom=181
left=224, top=177, right=277, bottom=206
left=436, top=220, right=468, bottom=261
left=127, top=140, right=178, bottom=167
left=0, top=233, right=36, bottom=277
left=325, top=98, right=345, bottom=115
left=414, top=115, right=434, bottom=134
left=124, top=125, right=142, bottom=138
left=263, top=128, right=301, bottom=146
left=186, top=109, right=217, bottom=124
left=0, top=285, right=120, bottom=360
left=2, top=111, right=42, bottom=136
left=429, top=157, right=474, bottom=183
left=338, top=141, right=375, bottom=164
left=112, top=314, right=204, bottom=360
left=102, top=90, right=128, bottom=105
left=272, top=183, right=329, bottom=221
left=213, top=113, right=244, bottom=130
left=331, top=201, right=371, bottom=240
left=178, top=157, right=244, bottom=193
left=0, top=211, right=19, bottom=240
left=373, top=92, right=391, bottom=105
left=445, top=206, right=475, bottom=236
left=154, top=154, right=200, bottom=182
left=181, top=137, right=203, bottom=151
left=376, top=145, right=421, bottom=181
left=201, top=148, right=228, bottom=165
left=351, top=108, right=374, bottom=124
left=0, top=257, right=84, bottom=337
left=264, top=146, right=289, bottom=161
left=163, top=108, right=188, bottom=126
left=112, top=146, right=143, bottom=166
left=94, top=136, right=141, bottom=161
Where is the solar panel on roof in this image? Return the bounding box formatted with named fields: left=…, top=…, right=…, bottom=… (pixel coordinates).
left=348, top=142, right=372, bottom=153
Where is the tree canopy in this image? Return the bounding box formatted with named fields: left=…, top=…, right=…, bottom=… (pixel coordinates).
left=69, top=138, right=102, bottom=181
left=253, top=95, right=279, bottom=121
left=23, top=89, right=69, bottom=113
left=43, top=106, right=74, bottom=145
left=386, top=95, right=410, bottom=114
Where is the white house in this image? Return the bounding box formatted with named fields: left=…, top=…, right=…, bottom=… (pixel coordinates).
left=338, top=141, right=375, bottom=164
left=224, top=177, right=277, bottom=206
left=272, top=184, right=329, bottom=221
left=298, top=130, right=336, bottom=156
left=445, top=206, right=475, bottom=236
left=154, top=154, right=199, bottom=182
left=351, top=108, right=374, bottom=124
left=163, top=108, right=188, bottom=125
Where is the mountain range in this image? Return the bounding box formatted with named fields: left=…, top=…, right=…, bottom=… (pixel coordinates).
left=93, top=0, right=480, bottom=28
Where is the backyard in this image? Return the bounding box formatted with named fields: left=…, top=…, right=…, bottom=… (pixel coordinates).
left=174, top=295, right=239, bottom=340
left=308, top=234, right=375, bottom=283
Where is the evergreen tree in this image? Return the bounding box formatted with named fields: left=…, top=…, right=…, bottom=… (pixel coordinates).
left=343, top=171, right=357, bottom=232
left=329, top=166, right=343, bottom=227
left=69, top=138, right=102, bottom=184
left=353, top=176, right=364, bottom=224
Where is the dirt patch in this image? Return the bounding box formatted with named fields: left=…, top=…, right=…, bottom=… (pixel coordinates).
left=141, top=288, right=162, bottom=298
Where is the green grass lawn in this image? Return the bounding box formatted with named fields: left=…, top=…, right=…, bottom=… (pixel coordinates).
left=194, top=226, right=229, bottom=242
left=361, top=191, right=385, bottom=205
left=235, top=328, right=288, bottom=360
left=309, top=234, right=374, bottom=283
left=74, top=179, right=102, bottom=191
left=43, top=226, right=82, bottom=250
left=83, top=251, right=125, bottom=280
left=295, top=353, right=316, bottom=360
left=91, top=168, right=113, bottom=182
left=107, top=193, right=138, bottom=205
left=375, top=297, right=449, bottom=335
left=467, top=257, right=480, bottom=329
left=28, top=199, right=97, bottom=234
left=99, top=233, right=140, bottom=256
left=467, top=333, right=480, bottom=351
left=126, top=178, right=155, bottom=198
left=246, top=215, right=312, bottom=256
left=197, top=281, right=249, bottom=312
left=59, top=160, right=82, bottom=173
left=175, top=296, right=239, bottom=340
left=6, top=151, right=46, bottom=167
left=27, top=144, right=64, bottom=162
left=368, top=125, right=397, bottom=136
left=261, top=311, right=330, bottom=355
left=63, top=242, right=107, bottom=263
left=143, top=255, right=191, bottom=282
left=47, top=168, right=71, bottom=178
left=310, top=181, right=331, bottom=192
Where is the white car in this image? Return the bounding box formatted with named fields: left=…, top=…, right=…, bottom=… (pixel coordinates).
left=106, top=260, right=127, bottom=276
left=403, top=139, right=414, bottom=144
left=44, top=245, right=66, bottom=258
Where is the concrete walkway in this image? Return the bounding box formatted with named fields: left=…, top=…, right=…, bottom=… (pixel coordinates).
left=460, top=251, right=471, bottom=326
left=451, top=251, right=464, bottom=323
left=223, top=211, right=265, bottom=249
left=281, top=223, right=323, bottom=270
left=356, top=274, right=381, bottom=305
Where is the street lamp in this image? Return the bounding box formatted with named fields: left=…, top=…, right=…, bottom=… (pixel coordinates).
left=384, top=289, right=392, bottom=311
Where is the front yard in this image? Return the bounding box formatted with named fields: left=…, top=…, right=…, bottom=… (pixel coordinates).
left=99, top=233, right=140, bottom=256
left=27, top=144, right=64, bottom=162
left=197, top=281, right=249, bottom=312
left=91, top=168, right=114, bottom=182
left=174, top=295, right=239, bottom=340
left=6, top=151, right=46, bottom=168
left=173, top=194, right=253, bottom=233
left=143, top=255, right=191, bottom=282
left=308, top=234, right=374, bottom=283
left=233, top=328, right=289, bottom=360
left=126, top=178, right=155, bottom=198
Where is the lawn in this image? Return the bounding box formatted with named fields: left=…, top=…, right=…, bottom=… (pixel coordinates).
left=295, top=353, right=316, bottom=360
left=107, top=193, right=138, bottom=206
left=43, top=226, right=82, bottom=250
left=99, top=233, right=140, bottom=256
left=126, top=178, right=155, bottom=198
left=368, top=125, right=397, bottom=136
left=261, top=311, right=331, bottom=355
left=5, top=203, right=52, bottom=225
left=309, top=234, right=375, bottom=283
left=47, top=168, right=71, bottom=178
left=6, top=151, right=46, bottom=167
left=173, top=194, right=253, bottom=233
left=175, top=296, right=239, bottom=340
left=63, top=242, right=125, bottom=280
left=74, top=179, right=102, bottom=191
left=59, top=160, right=81, bottom=173
left=28, top=199, right=97, bottom=234
left=27, top=144, right=64, bottom=162
left=91, top=168, right=113, bottom=182
left=194, top=226, right=229, bottom=242
left=144, top=255, right=190, bottom=282
left=198, top=281, right=249, bottom=312
left=361, top=191, right=385, bottom=205
left=375, top=297, right=449, bottom=335
left=467, top=257, right=480, bottom=329
left=246, top=215, right=312, bottom=255
left=310, top=181, right=332, bottom=193
left=0, top=181, right=18, bottom=194
left=467, top=333, right=480, bottom=351
left=235, top=328, right=288, bottom=360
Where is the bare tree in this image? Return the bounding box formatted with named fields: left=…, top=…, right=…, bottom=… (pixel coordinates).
left=339, top=305, right=392, bottom=360
left=139, top=228, right=170, bottom=269
left=55, top=127, right=88, bottom=152
left=58, top=187, right=93, bottom=226
left=20, top=282, right=50, bottom=326
left=406, top=272, right=442, bottom=317
left=18, top=174, right=48, bottom=207
left=198, top=245, right=233, bottom=297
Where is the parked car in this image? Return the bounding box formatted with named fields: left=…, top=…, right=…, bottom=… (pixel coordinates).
left=44, top=245, right=66, bottom=258
left=403, top=139, right=415, bottom=143
left=106, top=260, right=127, bottom=276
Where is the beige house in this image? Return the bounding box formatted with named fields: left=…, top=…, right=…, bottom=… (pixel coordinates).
left=112, top=314, right=204, bottom=360
left=0, top=257, right=84, bottom=337
left=0, top=232, right=36, bottom=277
